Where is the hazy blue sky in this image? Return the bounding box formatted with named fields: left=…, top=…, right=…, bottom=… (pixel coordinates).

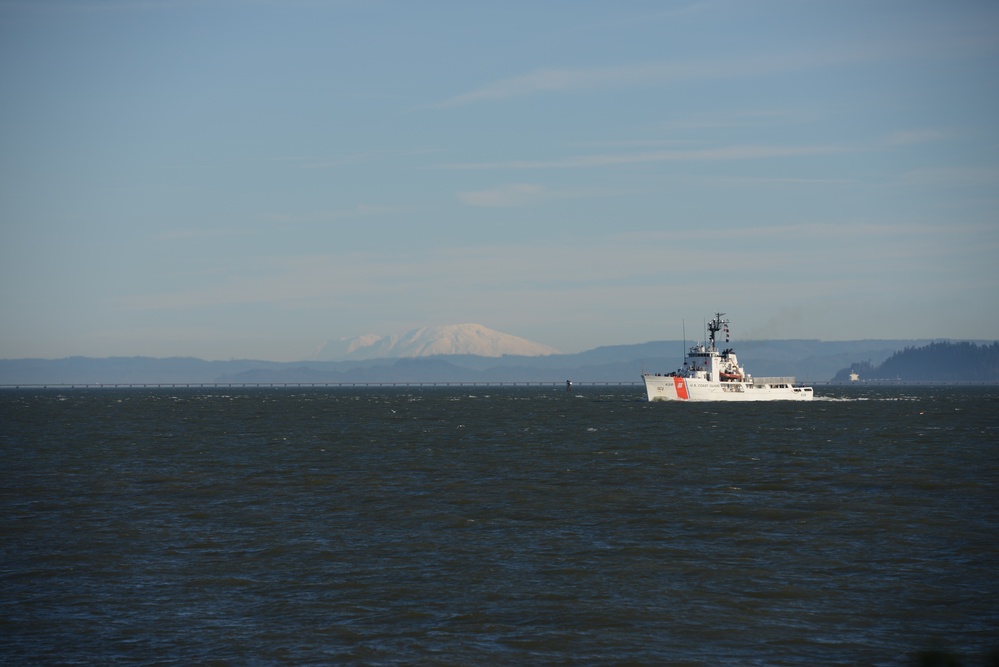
left=2, top=0, right=997, bottom=360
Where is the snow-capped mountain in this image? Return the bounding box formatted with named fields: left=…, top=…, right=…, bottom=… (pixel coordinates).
left=313, top=324, right=560, bottom=361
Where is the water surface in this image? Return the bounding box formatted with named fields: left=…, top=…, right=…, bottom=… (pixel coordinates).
left=2, top=386, right=997, bottom=665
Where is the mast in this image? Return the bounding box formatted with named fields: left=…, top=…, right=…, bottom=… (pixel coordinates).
left=707, top=312, right=728, bottom=350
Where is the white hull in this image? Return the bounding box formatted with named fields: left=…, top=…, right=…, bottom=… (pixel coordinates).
left=643, top=374, right=813, bottom=402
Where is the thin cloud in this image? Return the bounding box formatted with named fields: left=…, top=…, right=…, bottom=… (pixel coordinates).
left=572, top=139, right=697, bottom=150
left=568, top=0, right=722, bottom=33
left=155, top=227, right=257, bottom=241
left=4, top=0, right=341, bottom=11
left=433, top=54, right=833, bottom=109
left=434, top=58, right=783, bottom=108
left=880, top=129, right=949, bottom=146
left=457, top=184, right=546, bottom=208
left=442, top=129, right=948, bottom=172
left=267, top=204, right=402, bottom=224
left=704, top=176, right=856, bottom=186
left=443, top=143, right=855, bottom=171
left=892, top=167, right=999, bottom=187
left=117, top=217, right=985, bottom=321
left=660, top=109, right=824, bottom=131
left=272, top=147, right=444, bottom=169
left=617, top=219, right=982, bottom=246
left=433, top=25, right=997, bottom=109
left=455, top=183, right=626, bottom=207
left=298, top=153, right=384, bottom=169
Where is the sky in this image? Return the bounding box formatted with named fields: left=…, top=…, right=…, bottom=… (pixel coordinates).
left=1, top=0, right=997, bottom=361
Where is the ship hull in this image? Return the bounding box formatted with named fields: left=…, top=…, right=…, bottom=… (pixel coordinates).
left=643, top=375, right=813, bottom=402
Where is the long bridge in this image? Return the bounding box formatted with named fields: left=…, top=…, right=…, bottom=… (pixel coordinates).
left=0, top=381, right=642, bottom=390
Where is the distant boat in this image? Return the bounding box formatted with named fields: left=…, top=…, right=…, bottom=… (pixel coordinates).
left=643, top=313, right=814, bottom=402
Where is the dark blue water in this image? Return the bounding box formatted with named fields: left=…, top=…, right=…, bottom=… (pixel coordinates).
left=2, top=386, right=997, bottom=665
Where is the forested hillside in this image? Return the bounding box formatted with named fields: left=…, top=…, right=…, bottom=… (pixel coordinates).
left=833, top=341, right=999, bottom=382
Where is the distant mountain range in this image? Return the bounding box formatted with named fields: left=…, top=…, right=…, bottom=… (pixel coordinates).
left=3, top=337, right=989, bottom=385
left=313, top=323, right=560, bottom=360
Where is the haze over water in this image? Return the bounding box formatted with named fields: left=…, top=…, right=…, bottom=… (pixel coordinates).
left=3, top=386, right=997, bottom=665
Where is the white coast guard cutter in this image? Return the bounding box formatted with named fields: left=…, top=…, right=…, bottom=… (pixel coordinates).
left=643, top=313, right=813, bottom=402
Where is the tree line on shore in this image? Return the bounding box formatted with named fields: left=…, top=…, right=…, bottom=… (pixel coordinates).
left=833, top=341, right=999, bottom=382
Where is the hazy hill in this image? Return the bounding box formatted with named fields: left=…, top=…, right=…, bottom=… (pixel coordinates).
left=832, top=341, right=999, bottom=382
left=0, top=339, right=964, bottom=385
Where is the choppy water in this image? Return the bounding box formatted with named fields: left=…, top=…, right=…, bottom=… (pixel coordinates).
left=2, top=386, right=997, bottom=666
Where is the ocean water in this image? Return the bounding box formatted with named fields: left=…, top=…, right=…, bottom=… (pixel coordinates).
left=2, top=386, right=997, bottom=666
